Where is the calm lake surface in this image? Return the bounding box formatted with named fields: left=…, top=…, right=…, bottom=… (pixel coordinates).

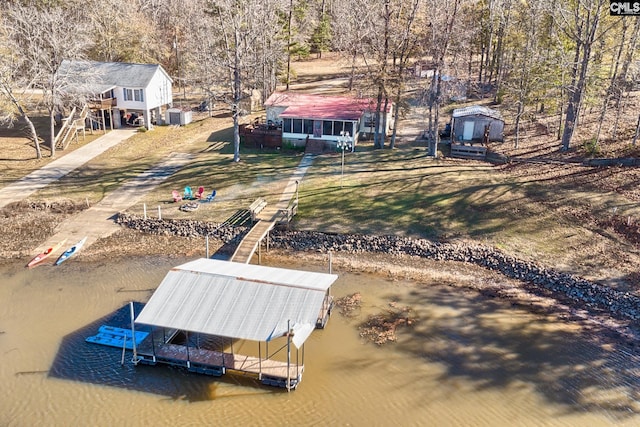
left=1, top=254, right=640, bottom=426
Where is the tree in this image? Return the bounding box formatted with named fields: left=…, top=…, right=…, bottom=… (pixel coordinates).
left=206, top=0, right=285, bottom=162
left=423, top=0, right=463, bottom=157
left=557, top=0, right=607, bottom=151
left=309, top=5, right=332, bottom=59
left=3, top=2, right=91, bottom=158
left=0, top=15, right=42, bottom=159
left=388, top=0, right=422, bottom=149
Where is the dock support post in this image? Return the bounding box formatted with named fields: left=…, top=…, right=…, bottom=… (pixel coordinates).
left=129, top=301, right=138, bottom=364
left=206, top=236, right=209, bottom=258
left=329, top=251, right=332, bottom=274
left=143, top=203, right=147, bottom=220
left=157, top=206, right=162, bottom=220
left=121, top=335, right=127, bottom=366
left=287, top=319, right=291, bottom=392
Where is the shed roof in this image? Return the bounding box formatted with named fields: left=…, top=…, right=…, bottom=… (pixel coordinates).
left=58, top=60, right=172, bottom=94
left=265, top=92, right=390, bottom=121
left=135, top=259, right=338, bottom=348
left=452, top=105, right=503, bottom=121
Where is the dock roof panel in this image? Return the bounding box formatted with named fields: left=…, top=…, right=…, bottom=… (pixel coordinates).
left=135, top=259, right=338, bottom=347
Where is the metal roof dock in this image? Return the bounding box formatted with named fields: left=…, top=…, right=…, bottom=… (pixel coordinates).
left=133, top=258, right=338, bottom=390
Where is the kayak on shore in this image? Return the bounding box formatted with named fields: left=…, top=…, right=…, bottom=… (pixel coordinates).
left=27, top=239, right=67, bottom=268
left=55, top=236, right=88, bottom=266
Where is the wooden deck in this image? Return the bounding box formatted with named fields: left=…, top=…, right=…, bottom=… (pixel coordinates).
left=137, top=340, right=303, bottom=389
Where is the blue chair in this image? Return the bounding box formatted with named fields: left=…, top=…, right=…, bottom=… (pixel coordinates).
left=204, top=189, right=216, bottom=202
left=183, top=186, right=194, bottom=200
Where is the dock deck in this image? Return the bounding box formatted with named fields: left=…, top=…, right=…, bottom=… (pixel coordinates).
left=137, top=339, right=303, bottom=389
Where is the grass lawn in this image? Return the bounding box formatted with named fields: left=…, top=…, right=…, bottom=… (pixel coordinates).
left=3, top=112, right=639, bottom=289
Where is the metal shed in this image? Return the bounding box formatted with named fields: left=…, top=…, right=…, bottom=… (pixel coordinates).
left=451, top=105, right=504, bottom=144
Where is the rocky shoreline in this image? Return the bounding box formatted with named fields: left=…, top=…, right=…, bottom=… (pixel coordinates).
left=116, top=213, right=640, bottom=324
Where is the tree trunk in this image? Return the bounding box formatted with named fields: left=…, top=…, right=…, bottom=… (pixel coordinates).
left=233, top=30, right=241, bottom=162
left=595, top=19, right=627, bottom=146
left=514, top=102, right=523, bottom=149
left=1, top=81, right=42, bottom=159
left=633, top=113, right=640, bottom=146
left=285, top=0, right=293, bottom=91
left=49, top=109, right=56, bottom=158
left=560, top=0, right=604, bottom=151
left=348, top=48, right=357, bottom=92
left=613, top=17, right=640, bottom=140
left=373, top=84, right=384, bottom=149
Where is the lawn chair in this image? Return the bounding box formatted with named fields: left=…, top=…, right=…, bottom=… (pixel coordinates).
left=183, top=186, right=194, bottom=200
left=172, top=190, right=182, bottom=202
left=203, top=189, right=216, bottom=202
left=195, top=186, right=205, bottom=200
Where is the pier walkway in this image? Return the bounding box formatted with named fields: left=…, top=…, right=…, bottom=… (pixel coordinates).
left=230, top=153, right=315, bottom=263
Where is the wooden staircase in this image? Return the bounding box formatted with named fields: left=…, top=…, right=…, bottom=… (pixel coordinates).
left=54, top=105, right=89, bottom=151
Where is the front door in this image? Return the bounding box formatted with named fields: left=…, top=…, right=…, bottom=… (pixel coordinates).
left=462, top=121, right=474, bottom=141
left=313, top=120, right=322, bottom=138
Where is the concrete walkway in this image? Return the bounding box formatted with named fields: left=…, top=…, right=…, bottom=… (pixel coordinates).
left=0, top=129, right=138, bottom=210
left=33, top=152, right=193, bottom=254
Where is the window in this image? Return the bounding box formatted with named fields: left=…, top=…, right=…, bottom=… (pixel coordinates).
left=292, top=119, right=303, bottom=134
left=124, top=88, right=144, bottom=102
left=303, top=119, right=313, bottom=134
left=283, top=118, right=292, bottom=133
left=344, top=121, right=354, bottom=136
left=323, top=120, right=333, bottom=135
left=332, top=121, right=344, bottom=136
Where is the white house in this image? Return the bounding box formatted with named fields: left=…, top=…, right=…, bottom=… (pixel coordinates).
left=58, top=60, right=173, bottom=130
left=263, top=92, right=394, bottom=150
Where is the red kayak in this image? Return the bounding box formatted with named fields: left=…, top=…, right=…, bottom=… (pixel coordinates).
left=27, top=239, right=67, bottom=268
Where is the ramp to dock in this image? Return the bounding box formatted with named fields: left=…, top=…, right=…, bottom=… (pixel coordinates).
left=230, top=154, right=315, bottom=264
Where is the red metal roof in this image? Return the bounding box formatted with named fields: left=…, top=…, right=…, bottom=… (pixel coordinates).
left=265, top=92, right=391, bottom=121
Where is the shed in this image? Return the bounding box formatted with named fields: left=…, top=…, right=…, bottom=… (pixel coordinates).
left=165, top=108, right=192, bottom=126
left=133, top=258, right=338, bottom=389
left=451, top=105, right=504, bottom=144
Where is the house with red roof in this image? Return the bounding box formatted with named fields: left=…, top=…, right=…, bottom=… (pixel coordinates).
left=263, top=92, right=394, bottom=150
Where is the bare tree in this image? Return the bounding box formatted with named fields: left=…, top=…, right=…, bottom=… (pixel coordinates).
left=423, top=0, right=463, bottom=157
left=388, top=0, right=422, bottom=149
left=4, top=2, right=91, bottom=157
left=0, top=18, right=42, bottom=158
left=331, top=0, right=377, bottom=92
left=206, top=0, right=285, bottom=162
left=556, top=0, right=607, bottom=151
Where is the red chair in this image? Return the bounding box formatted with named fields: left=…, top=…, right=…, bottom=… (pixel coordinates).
left=195, top=186, right=205, bottom=200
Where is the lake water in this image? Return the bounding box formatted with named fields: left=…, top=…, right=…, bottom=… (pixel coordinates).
left=1, top=254, right=640, bottom=426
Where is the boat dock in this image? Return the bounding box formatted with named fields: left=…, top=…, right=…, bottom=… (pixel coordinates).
left=136, top=338, right=303, bottom=389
